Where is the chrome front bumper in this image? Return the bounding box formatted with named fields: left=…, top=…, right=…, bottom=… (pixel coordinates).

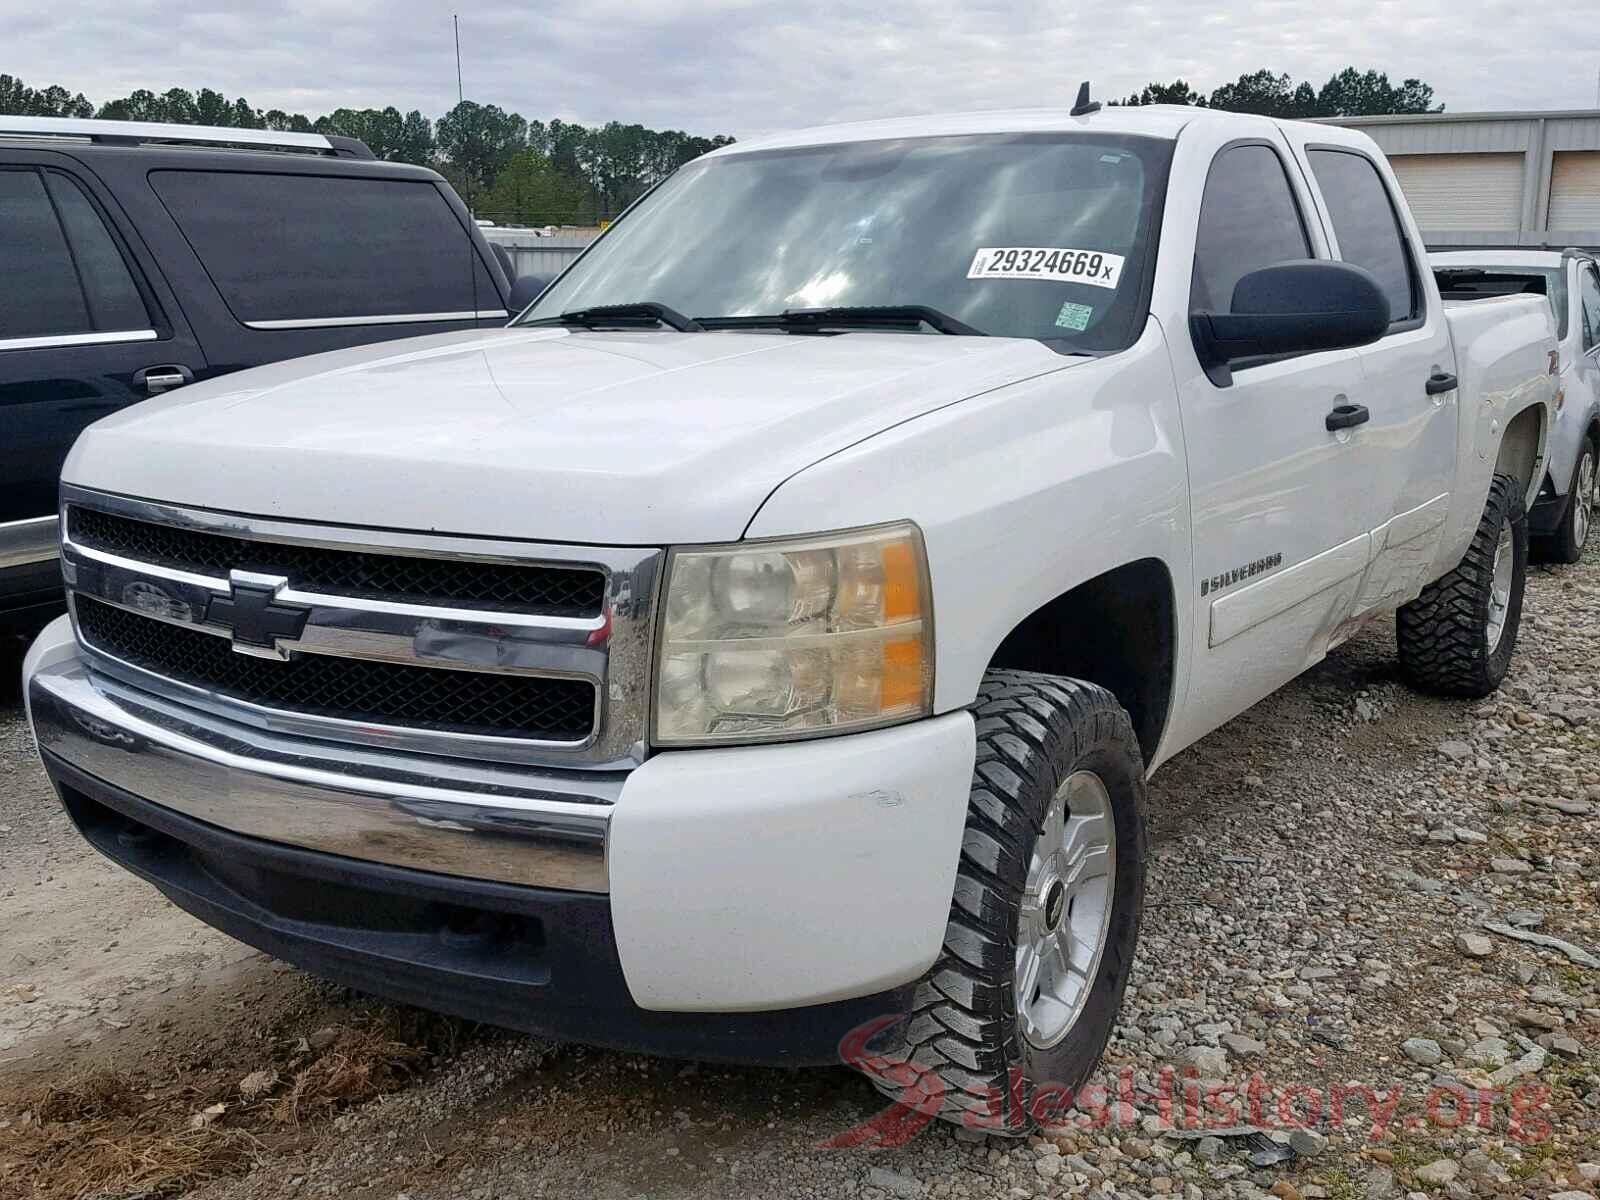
left=27, top=631, right=617, bottom=892
left=0, top=515, right=58, bottom=570
left=27, top=615, right=981, bottom=1015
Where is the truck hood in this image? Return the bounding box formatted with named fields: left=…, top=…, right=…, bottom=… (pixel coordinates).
left=66, top=327, right=1073, bottom=544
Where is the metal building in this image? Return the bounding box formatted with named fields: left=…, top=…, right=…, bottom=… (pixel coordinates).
left=1325, top=109, right=1600, bottom=250
left=481, top=228, right=598, bottom=281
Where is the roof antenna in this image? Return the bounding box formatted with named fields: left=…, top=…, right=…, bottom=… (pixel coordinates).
left=1070, top=81, right=1101, bottom=117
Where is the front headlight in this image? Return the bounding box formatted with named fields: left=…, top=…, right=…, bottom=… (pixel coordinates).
left=653, top=522, right=933, bottom=746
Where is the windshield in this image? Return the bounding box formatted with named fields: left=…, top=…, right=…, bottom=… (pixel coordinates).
left=1434, top=265, right=1569, bottom=340
left=518, top=132, right=1173, bottom=351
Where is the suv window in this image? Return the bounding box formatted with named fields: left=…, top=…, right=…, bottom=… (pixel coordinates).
left=1307, top=149, right=1417, bottom=325
left=45, top=173, right=151, bottom=333
left=149, top=171, right=499, bottom=327
left=0, top=169, right=88, bottom=339
left=1581, top=263, right=1600, bottom=352
left=0, top=169, right=150, bottom=343
left=1191, top=144, right=1311, bottom=314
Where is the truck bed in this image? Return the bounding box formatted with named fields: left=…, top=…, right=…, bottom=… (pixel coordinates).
left=1434, top=292, right=1558, bottom=573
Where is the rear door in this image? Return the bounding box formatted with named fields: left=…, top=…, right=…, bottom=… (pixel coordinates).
left=0, top=154, right=205, bottom=527
left=1297, top=139, right=1457, bottom=616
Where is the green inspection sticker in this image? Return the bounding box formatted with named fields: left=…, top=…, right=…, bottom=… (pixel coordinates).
left=1055, top=302, right=1093, bottom=332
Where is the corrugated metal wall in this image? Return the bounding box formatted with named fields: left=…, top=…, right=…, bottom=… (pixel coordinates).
left=481, top=229, right=599, bottom=281
left=1356, top=117, right=1541, bottom=155
left=1330, top=110, right=1600, bottom=249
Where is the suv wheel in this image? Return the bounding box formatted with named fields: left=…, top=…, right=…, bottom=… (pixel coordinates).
left=1397, top=471, right=1527, bottom=698
left=1542, top=437, right=1596, bottom=565
left=855, top=670, right=1147, bottom=1133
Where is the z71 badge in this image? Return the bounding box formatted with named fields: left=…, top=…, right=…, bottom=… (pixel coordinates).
left=1200, top=553, right=1282, bottom=597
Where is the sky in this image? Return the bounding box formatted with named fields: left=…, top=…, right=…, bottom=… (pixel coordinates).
left=7, top=0, right=1600, bottom=139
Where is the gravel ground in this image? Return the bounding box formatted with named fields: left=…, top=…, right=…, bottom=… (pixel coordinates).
left=1, top=540, right=1596, bottom=1200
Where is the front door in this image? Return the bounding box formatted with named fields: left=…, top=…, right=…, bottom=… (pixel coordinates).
left=1170, top=139, right=1374, bottom=749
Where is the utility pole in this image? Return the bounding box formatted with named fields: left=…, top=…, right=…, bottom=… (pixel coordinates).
left=453, top=15, right=470, bottom=214
left=454, top=15, right=464, bottom=106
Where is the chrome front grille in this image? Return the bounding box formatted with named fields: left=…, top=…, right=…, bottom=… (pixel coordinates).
left=68, top=507, right=606, bottom=616
left=75, top=596, right=598, bottom=741
left=60, top=486, right=662, bottom=769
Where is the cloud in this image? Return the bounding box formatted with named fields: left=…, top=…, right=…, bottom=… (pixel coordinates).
left=10, top=0, right=1597, bottom=138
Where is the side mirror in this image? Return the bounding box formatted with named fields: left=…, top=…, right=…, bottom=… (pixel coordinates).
left=507, top=274, right=549, bottom=313
left=1191, top=260, right=1389, bottom=385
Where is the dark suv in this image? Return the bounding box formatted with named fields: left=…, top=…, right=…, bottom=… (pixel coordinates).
left=1, top=116, right=534, bottom=634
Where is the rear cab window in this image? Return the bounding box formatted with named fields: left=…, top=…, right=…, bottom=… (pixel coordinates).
left=147, top=171, right=502, bottom=329
left=1306, top=149, right=1419, bottom=328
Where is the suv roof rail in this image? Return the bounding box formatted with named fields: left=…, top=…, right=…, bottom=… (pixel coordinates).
left=322, top=134, right=378, bottom=160
left=0, top=116, right=375, bottom=159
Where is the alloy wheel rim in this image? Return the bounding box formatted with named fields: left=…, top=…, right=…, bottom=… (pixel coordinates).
left=1575, top=451, right=1595, bottom=550
left=1015, top=770, right=1116, bottom=1050
left=1486, top=523, right=1514, bottom=652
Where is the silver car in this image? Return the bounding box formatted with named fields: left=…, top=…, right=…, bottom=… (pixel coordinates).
left=1434, top=248, right=1600, bottom=560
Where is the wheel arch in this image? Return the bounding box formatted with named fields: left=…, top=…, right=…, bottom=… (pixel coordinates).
left=1495, top=400, right=1547, bottom=512
left=984, top=558, right=1177, bottom=764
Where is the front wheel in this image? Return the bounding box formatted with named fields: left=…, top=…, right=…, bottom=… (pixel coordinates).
left=856, top=670, right=1147, bottom=1133
left=1397, top=471, right=1528, bottom=698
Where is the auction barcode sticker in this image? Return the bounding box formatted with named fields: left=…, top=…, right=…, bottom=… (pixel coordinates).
left=967, top=247, right=1124, bottom=289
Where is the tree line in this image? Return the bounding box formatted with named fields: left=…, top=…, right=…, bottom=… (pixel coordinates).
left=1114, top=67, right=1442, bottom=118
left=0, top=73, right=736, bottom=226
left=1, top=66, right=1443, bottom=222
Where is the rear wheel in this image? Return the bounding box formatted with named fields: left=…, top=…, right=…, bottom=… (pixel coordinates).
left=1539, top=437, right=1596, bottom=565
left=1397, top=472, right=1527, bottom=698
left=855, top=670, right=1147, bottom=1133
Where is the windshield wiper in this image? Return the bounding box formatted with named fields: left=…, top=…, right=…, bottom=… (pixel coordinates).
left=524, top=302, right=705, bottom=332
left=697, top=306, right=985, bottom=336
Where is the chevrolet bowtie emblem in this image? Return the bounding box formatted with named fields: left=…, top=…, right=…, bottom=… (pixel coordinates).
left=205, top=571, right=310, bottom=658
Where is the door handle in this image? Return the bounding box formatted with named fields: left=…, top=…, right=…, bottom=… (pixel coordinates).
left=1326, top=403, right=1370, bottom=432
left=134, top=364, right=194, bottom=395
left=1425, top=372, right=1457, bottom=396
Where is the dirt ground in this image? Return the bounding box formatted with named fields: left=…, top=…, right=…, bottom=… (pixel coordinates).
left=1, top=543, right=1595, bottom=1200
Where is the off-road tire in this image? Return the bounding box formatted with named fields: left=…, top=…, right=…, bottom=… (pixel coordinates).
left=857, top=670, right=1147, bottom=1133
left=1536, top=436, right=1596, bottom=565
left=1397, top=471, right=1527, bottom=698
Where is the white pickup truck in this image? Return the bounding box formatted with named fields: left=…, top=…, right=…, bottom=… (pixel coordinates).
left=24, top=102, right=1558, bottom=1130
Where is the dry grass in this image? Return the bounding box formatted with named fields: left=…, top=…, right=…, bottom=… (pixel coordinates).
left=270, top=1027, right=426, bottom=1128
left=0, top=1071, right=257, bottom=1200
left=0, top=1012, right=449, bottom=1200
left=1, top=1121, right=258, bottom=1200
left=32, top=1072, right=141, bottom=1124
